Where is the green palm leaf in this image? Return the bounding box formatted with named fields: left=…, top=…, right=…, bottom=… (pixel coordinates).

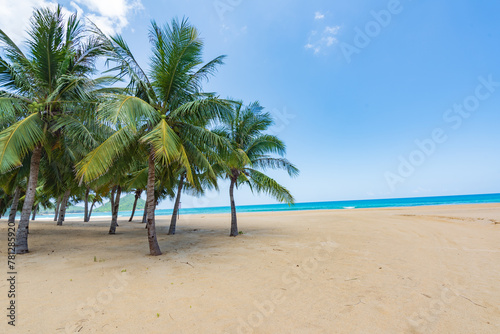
left=140, top=119, right=182, bottom=165
left=0, top=112, right=45, bottom=173
left=76, top=126, right=137, bottom=183
left=251, top=157, right=299, bottom=177
left=246, top=169, right=295, bottom=204
left=98, top=94, right=159, bottom=129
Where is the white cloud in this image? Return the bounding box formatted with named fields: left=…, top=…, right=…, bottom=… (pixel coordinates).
left=0, top=0, right=142, bottom=44
left=305, top=21, right=341, bottom=54
left=0, top=0, right=61, bottom=42
left=85, top=13, right=116, bottom=36
left=314, top=11, right=325, bottom=20
left=74, top=0, right=143, bottom=35
left=324, top=36, right=337, bottom=47
left=69, top=1, right=84, bottom=17
left=324, top=26, right=340, bottom=35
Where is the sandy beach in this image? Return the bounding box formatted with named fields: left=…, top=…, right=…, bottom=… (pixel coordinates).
left=1, top=203, right=499, bottom=333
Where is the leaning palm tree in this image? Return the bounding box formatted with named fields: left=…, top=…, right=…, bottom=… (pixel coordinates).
left=77, top=18, right=232, bottom=255
left=0, top=6, right=106, bottom=253
left=167, top=164, right=218, bottom=235
left=214, top=101, right=299, bottom=236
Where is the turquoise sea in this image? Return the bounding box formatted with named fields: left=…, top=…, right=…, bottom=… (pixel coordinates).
left=39, top=193, right=500, bottom=220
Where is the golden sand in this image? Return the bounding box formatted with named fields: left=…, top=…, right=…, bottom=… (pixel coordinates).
left=1, top=204, right=499, bottom=333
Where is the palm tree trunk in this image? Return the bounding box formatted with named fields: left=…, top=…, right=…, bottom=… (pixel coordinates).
left=57, top=189, right=71, bottom=226
left=142, top=202, right=148, bottom=224
left=54, top=196, right=61, bottom=221
left=88, top=199, right=96, bottom=221
left=229, top=177, right=238, bottom=236
left=110, top=186, right=116, bottom=211
left=168, top=174, right=185, bottom=235
left=15, top=146, right=42, bottom=254
left=0, top=197, right=5, bottom=218
left=146, top=151, right=162, bottom=255
left=109, top=186, right=122, bottom=234
left=8, top=187, right=21, bottom=224
left=84, top=186, right=90, bottom=222
left=31, top=203, right=39, bottom=220
left=128, top=189, right=142, bottom=222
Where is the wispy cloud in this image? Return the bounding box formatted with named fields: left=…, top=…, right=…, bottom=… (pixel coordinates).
left=0, top=0, right=142, bottom=43
left=315, top=11, right=325, bottom=20
left=324, top=26, right=340, bottom=35
left=305, top=14, right=341, bottom=55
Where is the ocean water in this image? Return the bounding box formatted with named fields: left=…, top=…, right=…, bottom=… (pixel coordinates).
left=37, top=193, right=500, bottom=220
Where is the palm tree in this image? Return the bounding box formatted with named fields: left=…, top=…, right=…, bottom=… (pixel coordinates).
left=128, top=189, right=143, bottom=221
left=167, top=161, right=219, bottom=235
left=0, top=159, right=29, bottom=224
left=215, top=102, right=299, bottom=236
left=0, top=188, right=10, bottom=218
left=77, top=18, right=231, bottom=255
left=0, top=6, right=106, bottom=253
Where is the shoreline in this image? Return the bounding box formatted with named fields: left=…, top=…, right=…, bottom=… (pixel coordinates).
left=28, top=202, right=500, bottom=222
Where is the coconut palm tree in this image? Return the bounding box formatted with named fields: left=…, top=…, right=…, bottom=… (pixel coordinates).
left=0, top=6, right=106, bottom=253
left=77, top=18, right=232, bottom=255
left=214, top=101, right=299, bottom=236
left=167, top=148, right=220, bottom=235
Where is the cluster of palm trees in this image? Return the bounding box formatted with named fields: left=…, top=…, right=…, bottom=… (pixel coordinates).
left=0, top=6, right=298, bottom=256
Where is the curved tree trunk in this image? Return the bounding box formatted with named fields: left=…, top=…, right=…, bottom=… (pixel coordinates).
left=31, top=204, right=39, bottom=220
left=8, top=187, right=21, bottom=224
left=15, top=146, right=42, bottom=254
left=57, top=189, right=71, bottom=226
left=83, top=187, right=90, bottom=222
left=146, top=151, right=161, bottom=255
left=168, top=174, right=185, bottom=235
left=88, top=199, right=96, bottom=221
left=109, top=186, right=122, bottom=234
left=229, top=177, right=238, bottom=237
left=54, top=196, right=61, bottom=221
left=128, top=189, right=142, bottom=222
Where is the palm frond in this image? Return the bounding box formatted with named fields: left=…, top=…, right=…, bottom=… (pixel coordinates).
left=247, top=169, right=295, bottom=204
left=251, top=157, right=299, bottom=177
left=76, top=126, right=137, bottom=183
left=149, top=18, right=203, bottom=106
left=170, top=97, right=233, bottom=123
left=97, top=94, right=159, bottom=129
left=0, top=112, right=44, bottom=173
left=140, top=119, right=182, bottom=165
left=0, top=97, right=26, bottom=125
left=246, top=134, right=286, bottom=157
left=50, top=114, right=99, bottom=150
left=188, top=55, right=226, bottom=87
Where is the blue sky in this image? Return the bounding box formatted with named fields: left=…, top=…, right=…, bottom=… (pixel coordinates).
left=3, top=0, right=500, bottom=208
